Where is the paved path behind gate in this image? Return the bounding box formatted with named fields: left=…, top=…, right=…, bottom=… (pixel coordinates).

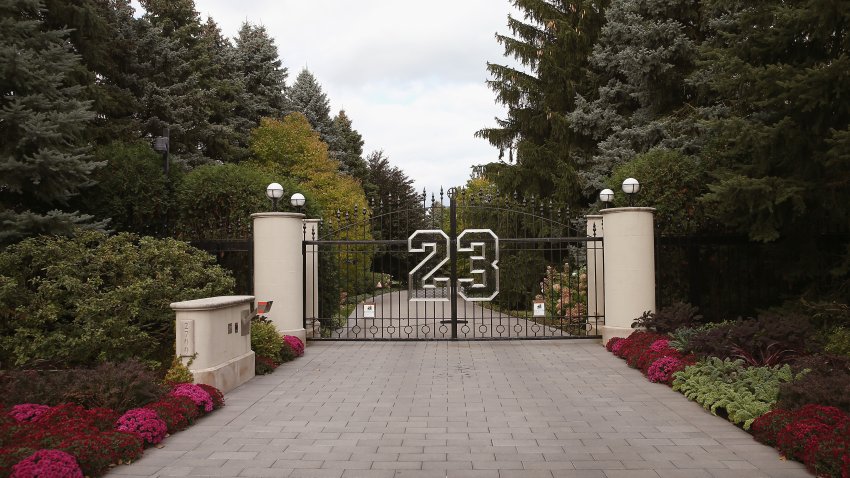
left=107, top=341, right=810, bottom=478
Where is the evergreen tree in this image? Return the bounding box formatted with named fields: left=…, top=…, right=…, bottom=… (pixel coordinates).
left=233, top=22, right=288, bottom=126
left=568, top=0, right=704, bottom=194
left=331, top=110, right=370, bottom=189
left=694, top=0, right=850, bottom=296
left=41, top=0, right=143, bottom=143
left=287, top=69, right=339, bottom=156
left=0, top=0, right=102, bottom=244
left=136, top=0, right=210, bottom=164
left=477, top=0, right=608, bottom=205
left=196, top=17, right=244, bottom=162
left=365, top=150, right=423, bottom=240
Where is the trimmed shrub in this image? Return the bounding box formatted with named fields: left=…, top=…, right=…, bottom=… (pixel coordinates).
left=0, top=230, right=234, bottom=368
left=163, top=356, right=194, bottom=386
left=163, top=395, right=201, bottom=425
left=251, top=319, right=283, bottom=362
left=631, top=302, right=703, bottom=334
left=778, top=354, right=850, bottom=413
left=0, top=361, right=167, bottom=413
left=688, top=314, right=810, bottom=366
left=145, top=399, right=189, bottom=433
left=10, top=449, right=83, bottom=478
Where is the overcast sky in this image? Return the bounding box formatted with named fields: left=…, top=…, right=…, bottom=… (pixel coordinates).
left=133, top=1, right=521, bottom=196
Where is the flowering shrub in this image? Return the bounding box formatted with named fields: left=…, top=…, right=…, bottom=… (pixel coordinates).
left=195, top=384, right=225, bottom=410
left=751, top=409, right=794, bottom=447
left=170, top=384, right=213, bottom=413
left=165, top=395, right=201, bottom=424
left=605, top=337, right=623, bottom=352
left=611, top=339, right=626, bottom=355
left=649, top=339, right=670, bottom=352
left=10, top=449, right=83, bottom=478
left=115, top=408, right=168, bottom=445
left=752, top=405, right=849, bottom=476
left=145, top=399, right=189, bottom=433
left=647, top=355, right=690, bottom=384
left=58, top=434, right=117, bottom=476
left=283, top=335, right=304, bottom=357
left=97, top=431, right=143, bottom=465
left=613, top=331, right=668, bottom=367
left=0, top=447, right=35, bottom=477
left=8, top=404, right=50, bottom=422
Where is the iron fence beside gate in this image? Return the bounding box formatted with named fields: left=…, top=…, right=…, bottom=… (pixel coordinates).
left=304, top=188, right=603, bottom=340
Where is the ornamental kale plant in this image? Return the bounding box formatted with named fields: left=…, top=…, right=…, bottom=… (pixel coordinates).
left=672, top=357, right=796, bottom=429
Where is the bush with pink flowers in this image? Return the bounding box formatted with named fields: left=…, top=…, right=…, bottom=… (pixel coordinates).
left=8, top=405, right=50, bottom=423
left=283, top=336, right=304, bottom=357
left=169, top=384, right=213, bottom=413
left=10, top=449, right=83, bottom=478
left=114, top=408, right=168, bottom=445
left=647, top=355, right=691, bottom=384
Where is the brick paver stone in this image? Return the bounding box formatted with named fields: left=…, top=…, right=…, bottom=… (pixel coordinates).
left=105, top=341, right=811, bottom=478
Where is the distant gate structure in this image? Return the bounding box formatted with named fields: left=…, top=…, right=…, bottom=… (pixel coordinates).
left=303, top=188, right=603, bottom=340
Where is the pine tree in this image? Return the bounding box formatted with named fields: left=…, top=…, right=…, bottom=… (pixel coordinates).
left=0, top=0, right=102, bottom=244
left=233, top=22, right=288, bottom=126
left=331, top=110, right=370, bottom=189
left=567, top=0, right=704, bottom=194
left=287, top=69, right=339, bottom=156
left=365, top=150, right=423, bottom=240
left=694, top=0, right=850, bottom=296
left=477, top=0, right=608, bottom=205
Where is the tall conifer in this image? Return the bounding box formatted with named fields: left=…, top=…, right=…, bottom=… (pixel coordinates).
left=477, top=0, right=608, bottom=204
left=0, top=0, right=102, bottom=244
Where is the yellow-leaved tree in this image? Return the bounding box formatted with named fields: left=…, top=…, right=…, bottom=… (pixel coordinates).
left=250, top=113, right=376, bottom=304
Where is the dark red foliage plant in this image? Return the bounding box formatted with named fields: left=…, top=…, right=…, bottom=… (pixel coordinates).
left=195, top=384, right=225, bottom=410
left=145, top=399, right=189, bottom=433
left=751, top=409, right=795, bottom=447
left=778, top=354, right=850, bottom=413
left=802, top=419, right=850, bottom=478
left=163, top=395, right=201, bottom=424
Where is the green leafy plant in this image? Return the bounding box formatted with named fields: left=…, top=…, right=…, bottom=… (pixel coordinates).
left=668, top=322, right=728, bottom=353
left=0, top=230, right=235, bottom=368
left=250, top=318, right=283, bottom=362
left=824, top=326, right=850, bottom=358
left=672, top=357, right=796, bottom=429
left=163, top=355, right=195, bottom=385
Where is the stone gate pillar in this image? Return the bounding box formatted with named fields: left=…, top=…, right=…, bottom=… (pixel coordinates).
left=304, top=218, right=321, bottom=338
left=252, top=212, right=306, bottom=343
left=585, top=215, right=604, bottom=335
left=599, top=207, right=656, bottom=343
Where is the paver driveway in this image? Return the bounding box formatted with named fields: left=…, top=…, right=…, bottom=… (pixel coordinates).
left=107, top=341, right=810, bottom=478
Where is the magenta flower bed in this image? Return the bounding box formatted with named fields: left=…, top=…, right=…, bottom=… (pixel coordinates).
left=283, top=335, right=305, bottom=357
left=2, top=383, right=224, bottom=477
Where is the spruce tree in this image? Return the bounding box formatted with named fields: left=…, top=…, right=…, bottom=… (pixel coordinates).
left=694, top=0, right=850, bottom=296
left=331, top=110, right=370, bottom=188
left=0, top=0, right=102, bottom=244
left=567, top=0, right=704, bottom=194
left=287, top=68, right=339, bottom=156
left=233, top=22, right=288, bottom=126
left=42, top=0, right=142, bottom=143
left=477, top=0, right=608, bottom=205
left=365, top=150, right=423, bottom=240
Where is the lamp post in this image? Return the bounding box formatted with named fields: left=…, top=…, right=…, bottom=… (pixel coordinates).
left=153, top=127, right=170, bottom=235
left=290, top=193, right=306, bottom=208
left=599, top=188, right=614, bottom=209
left=266, top=183, right=284, bottom=211
left=622, top=178, right=640, bottom=206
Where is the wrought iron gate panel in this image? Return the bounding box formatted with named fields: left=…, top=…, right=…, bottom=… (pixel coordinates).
left=304, top=188, right=603, bottom=340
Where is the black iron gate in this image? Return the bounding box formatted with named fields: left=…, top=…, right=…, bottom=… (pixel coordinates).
left=303, top=188, right=603, bottom=340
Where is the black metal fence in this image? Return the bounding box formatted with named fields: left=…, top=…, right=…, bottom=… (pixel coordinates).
left=305, top=189, right=603, bottom=340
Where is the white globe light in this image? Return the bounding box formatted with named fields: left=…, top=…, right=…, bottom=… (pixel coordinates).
left=599, top=188, right=614, bottom=203
left=266, top=183, right=284, bottom=200
left=622, top=177, right=640, bottom=194
left=290, top=192, right=306, bottom=207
